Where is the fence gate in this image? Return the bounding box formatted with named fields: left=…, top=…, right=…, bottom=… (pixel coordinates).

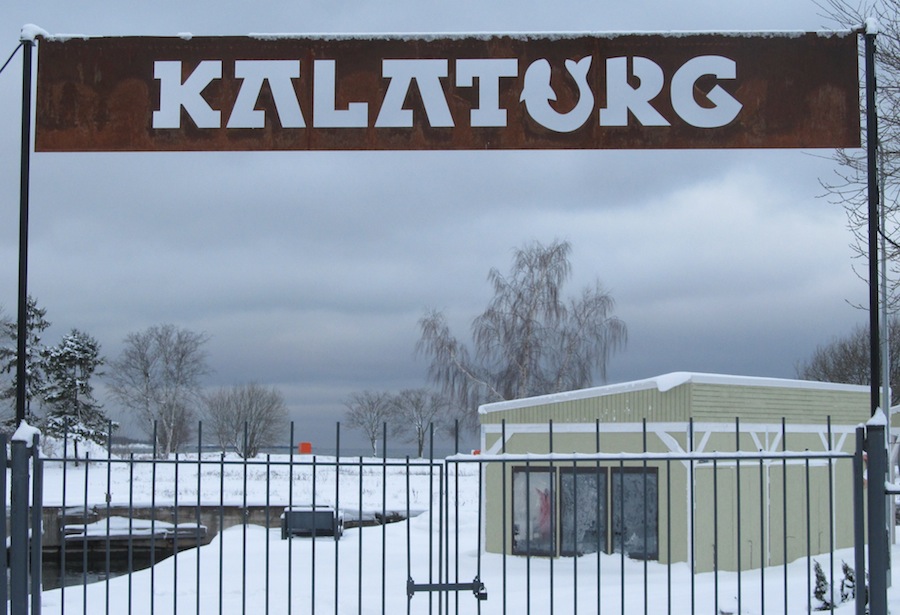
left=3, top=425, right=483, bottom=615
left=3, top=419, right=888, bottom=615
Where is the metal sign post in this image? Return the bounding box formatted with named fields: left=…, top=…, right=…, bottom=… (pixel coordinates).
left=865, top=28, right=881, bottom=420
left=10, top=34, right=34, bottom=615
left=15, top=37, right=32, bottom=427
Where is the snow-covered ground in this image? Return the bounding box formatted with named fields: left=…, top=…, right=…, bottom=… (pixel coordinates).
left=14, top=449, right=900, bottom=614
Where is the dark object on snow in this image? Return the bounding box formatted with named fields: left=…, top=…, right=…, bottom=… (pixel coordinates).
left=280, top=506, right=343, bottom=539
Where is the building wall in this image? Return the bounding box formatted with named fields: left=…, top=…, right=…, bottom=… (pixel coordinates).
left=479, top=378, right=866, bottom=572
left=688, top=383, right=866, bottom=425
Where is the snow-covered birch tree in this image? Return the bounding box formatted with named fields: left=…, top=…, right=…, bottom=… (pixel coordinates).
left=108, top=324, right=209, bottom=457
left=418, top=240, right=626, bottom=427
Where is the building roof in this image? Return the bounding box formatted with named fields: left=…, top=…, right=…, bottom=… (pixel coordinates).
left=478, top=372, right=869, bottom=416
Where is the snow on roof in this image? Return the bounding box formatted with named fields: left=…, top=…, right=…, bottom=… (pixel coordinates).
left=478, top=372, right=869, bottom=415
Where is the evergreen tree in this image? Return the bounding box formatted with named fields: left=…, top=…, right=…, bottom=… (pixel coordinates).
left=813, top=560, right=834, bottom=610
left=0, top=297, right=51, bottom=425
left=41, top=329, right=110, bottom=457
left=840, top=560, right=857, bottom=603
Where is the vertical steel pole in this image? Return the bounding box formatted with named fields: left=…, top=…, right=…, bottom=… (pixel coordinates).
left=501, top=419, right=507, bottom=615
left=334, top=423, right=341, bottom=615
left=864, top=26, right=891, bottom=612
left=548, top=419, right=554, bottom=612
left=16, top=37, right=33, bottom=426
left=11, top=38, right=34, bottom=608
left=865, top=29, right=881, bottom=419
left=735, top=417, right=742, bottom=615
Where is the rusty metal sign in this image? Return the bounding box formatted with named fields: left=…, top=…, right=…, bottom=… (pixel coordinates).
left=34, top=32, right=860, bottom=152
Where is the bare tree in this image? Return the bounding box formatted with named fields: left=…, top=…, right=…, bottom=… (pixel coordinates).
left=204, top=383, right=289, bottom=458
left=107, top=324, right=209, bottom=457
left=796, top=316, right=900, bottom=404
left=418, top=240, right=626, bottom=427
left=344, top=390, right=392, bottom=457
left=390, top=388, right=448, bottom=458
left=819, top=0, right=900, bottom=305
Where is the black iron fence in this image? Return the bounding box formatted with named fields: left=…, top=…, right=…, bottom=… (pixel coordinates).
left=0, top=419, right=889, bottom=614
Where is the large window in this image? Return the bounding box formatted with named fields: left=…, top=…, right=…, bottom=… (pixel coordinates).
left=611, top=467, right=658, bottom=560
left=560, top=467, right=607, bottom=556
left=512, top=465, right=657, bottom=559
left=512, top=468, right=556, bottom=556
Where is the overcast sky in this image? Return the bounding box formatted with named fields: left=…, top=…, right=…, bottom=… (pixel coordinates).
left=0, top=0, right=872, bottom=451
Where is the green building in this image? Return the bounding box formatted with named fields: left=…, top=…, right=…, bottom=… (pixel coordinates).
left=477, top=372, right=869, bottom=572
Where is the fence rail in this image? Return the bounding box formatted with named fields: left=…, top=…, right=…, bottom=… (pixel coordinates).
left=0, top=419, right=884, bottom=614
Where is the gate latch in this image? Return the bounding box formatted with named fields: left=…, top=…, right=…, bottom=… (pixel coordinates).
left=407, top=576, right=488, bottom=601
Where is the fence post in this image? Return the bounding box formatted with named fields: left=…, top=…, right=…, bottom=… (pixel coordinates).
left=866, top=423, right=889, bottom=615
left=854, top=426, right=867, bottom=615
left=0, top=435, right=7, bottom=615
left=29, top=433, right=42, bottom=615
left=9, top=437, right=31, bottom=615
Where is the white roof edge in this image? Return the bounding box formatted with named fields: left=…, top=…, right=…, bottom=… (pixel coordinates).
left=478, top=372, right=870, bottom=415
